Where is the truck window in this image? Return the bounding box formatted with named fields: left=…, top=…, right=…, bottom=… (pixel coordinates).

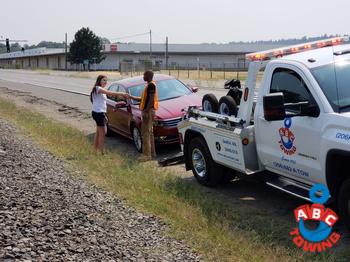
left=311, top=59, right=350, bottom=112
left=270, top=68, right=310, bottom=104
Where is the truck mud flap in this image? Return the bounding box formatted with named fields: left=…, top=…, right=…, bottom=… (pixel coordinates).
left=158, top=152, right=184, bottom=167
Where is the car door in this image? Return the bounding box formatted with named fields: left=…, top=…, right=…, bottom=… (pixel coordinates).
left=106, top=84, right=120, bottom=130
left=256, top=65, right=323, bottom=185
left=112, top=85, right=130, bottom=135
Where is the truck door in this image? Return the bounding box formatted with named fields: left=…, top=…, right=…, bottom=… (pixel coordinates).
left=255, top=65, right=323, bottom=185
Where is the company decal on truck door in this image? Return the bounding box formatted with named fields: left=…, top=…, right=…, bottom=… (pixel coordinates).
left=273, top=157, right=309, bottom=177
left=213, top=134, right=243, bottom=166
left=335, top=132, right=350, bottom=141
left=278, top=118, right=296, bottom=155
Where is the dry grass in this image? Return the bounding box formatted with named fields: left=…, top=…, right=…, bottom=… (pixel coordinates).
left=33, top=68, right=266, bottom=83
left=159, top=69, right=248, bottom=81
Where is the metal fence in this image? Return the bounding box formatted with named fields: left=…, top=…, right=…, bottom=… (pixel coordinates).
left=119, top=61, right=248, bottom=80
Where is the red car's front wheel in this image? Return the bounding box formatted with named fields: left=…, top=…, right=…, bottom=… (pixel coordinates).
left=132, top=126, right=142, bottom=153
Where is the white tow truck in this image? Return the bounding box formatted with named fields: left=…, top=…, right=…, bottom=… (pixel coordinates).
left=177, top=36, right=350, bottom=229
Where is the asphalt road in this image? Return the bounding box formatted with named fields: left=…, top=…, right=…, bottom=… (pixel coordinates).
left=0, top=69, right=228, bottom=99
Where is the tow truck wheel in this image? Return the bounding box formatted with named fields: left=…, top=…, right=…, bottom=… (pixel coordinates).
left=188, top=137, right=223, bottom=187
left=202, top=94, right=219, bottom=113
left=338, top=178, right=350, bottom=231
left=132, top=126, right=143, bottom=153
left=218, top=96, right=238, bottom=116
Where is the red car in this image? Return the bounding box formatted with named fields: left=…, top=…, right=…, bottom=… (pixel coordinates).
left=106, top=74, right=201, bottom=152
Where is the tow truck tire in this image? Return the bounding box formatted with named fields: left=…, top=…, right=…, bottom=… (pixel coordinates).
left=202, top=94, right=219, bottom=113
left=188, top=137, right=223, bottom=187
left=218, top=96, right=238, bottom=116
left=338, top=178, right=350, bottom=231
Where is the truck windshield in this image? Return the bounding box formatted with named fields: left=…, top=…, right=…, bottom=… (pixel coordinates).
left=311, top=59, right=350, bottom=112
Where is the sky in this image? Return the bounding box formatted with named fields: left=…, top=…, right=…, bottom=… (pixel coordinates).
left=2, top=0, right=349, bottom=45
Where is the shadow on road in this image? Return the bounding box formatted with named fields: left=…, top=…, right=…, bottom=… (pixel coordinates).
left=86, top=132, right=182, bottom=160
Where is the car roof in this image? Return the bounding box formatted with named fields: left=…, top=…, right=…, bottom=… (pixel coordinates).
left=111, top=74, right=175, bottom=88
left=277, top=43, right=350, bottom=69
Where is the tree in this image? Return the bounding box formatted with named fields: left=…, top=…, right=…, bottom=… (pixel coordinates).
left=100, top=37, right=111, bottom=45
left=37, top=41, right=65, bottom=48
left=10, top=43, right=21, bottom=52
left=68, top=27, right=105, bottom=70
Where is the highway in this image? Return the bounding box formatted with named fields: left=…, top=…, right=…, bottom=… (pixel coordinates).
left=0, top=69, right=227, bottom=98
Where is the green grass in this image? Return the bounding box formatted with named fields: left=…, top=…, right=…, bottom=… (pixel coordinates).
left=0, top=97, right=349, bottom=262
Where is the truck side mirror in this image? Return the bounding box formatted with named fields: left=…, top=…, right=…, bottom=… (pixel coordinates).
left=263, top=93, right=286, bottom=121
left=300, top=103, right=320, bottom=118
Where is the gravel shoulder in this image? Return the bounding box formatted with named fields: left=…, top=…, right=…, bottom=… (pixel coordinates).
left=0, top=119, right=200, bottom=261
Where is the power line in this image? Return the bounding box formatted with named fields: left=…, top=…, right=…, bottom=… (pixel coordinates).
left=109, top=32, right=150, bottom=41
left=0, top=39, right=28, bottom=42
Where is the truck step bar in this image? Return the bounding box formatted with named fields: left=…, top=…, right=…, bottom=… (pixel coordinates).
left=265, top=176, right=312, bottom=202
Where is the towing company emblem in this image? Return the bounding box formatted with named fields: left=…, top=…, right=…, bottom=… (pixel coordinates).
left=278, top=118, right=296, bottom=155
left=290, top=184, right=340, bottom=252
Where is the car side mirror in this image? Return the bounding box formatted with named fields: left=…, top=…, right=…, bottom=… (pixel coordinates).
left=115, top=101, right=127, bottom=108
left=263, top=92, right=286, bottom=121
left=191, top=86, right=199, bottom=93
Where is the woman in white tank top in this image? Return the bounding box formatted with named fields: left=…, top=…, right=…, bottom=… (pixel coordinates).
left=90, top=75, right=128, bottom=153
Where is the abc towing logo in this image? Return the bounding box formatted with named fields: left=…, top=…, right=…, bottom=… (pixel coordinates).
left=290, top=184, right=340, bottom=252
left=279, top=118, right=296, bottom=155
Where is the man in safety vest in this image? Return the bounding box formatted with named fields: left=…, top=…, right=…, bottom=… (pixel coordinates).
left=131, top=70, right=158, bottom=160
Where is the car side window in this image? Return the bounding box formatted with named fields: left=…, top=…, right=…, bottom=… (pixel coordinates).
left=116, top=85, right=127, bottom=102
left=108, top=84, right=118, bottom=92
left=107, top=84, right=119, bottom=101
left=128, top=84, right=144, bottom=105
left=270, top=68, right=310, bottom=104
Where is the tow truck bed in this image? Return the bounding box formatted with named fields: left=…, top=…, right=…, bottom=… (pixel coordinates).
left=178, top=108, right=263, bottom=174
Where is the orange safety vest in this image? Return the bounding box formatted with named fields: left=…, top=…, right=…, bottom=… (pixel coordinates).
left=140, top=81, right=159, bottom=110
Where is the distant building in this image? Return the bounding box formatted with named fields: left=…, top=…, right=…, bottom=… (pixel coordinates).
left=0, top=42, right=283, bottom=70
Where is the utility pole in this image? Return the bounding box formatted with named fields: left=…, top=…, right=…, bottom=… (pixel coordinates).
left=165, top=36, right=168, bottom=70
left=65, top=33, right=68, bottom=70
left=149, top=29, right=152, bottom=59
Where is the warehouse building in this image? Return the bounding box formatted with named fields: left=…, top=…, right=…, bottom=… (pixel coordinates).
left=0, top=42, right=282, bottom=71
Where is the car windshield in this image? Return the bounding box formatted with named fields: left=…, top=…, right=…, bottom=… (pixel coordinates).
left=128, top=79, right=192, bottom=104
left=311, top=59, right=350, bottom=112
